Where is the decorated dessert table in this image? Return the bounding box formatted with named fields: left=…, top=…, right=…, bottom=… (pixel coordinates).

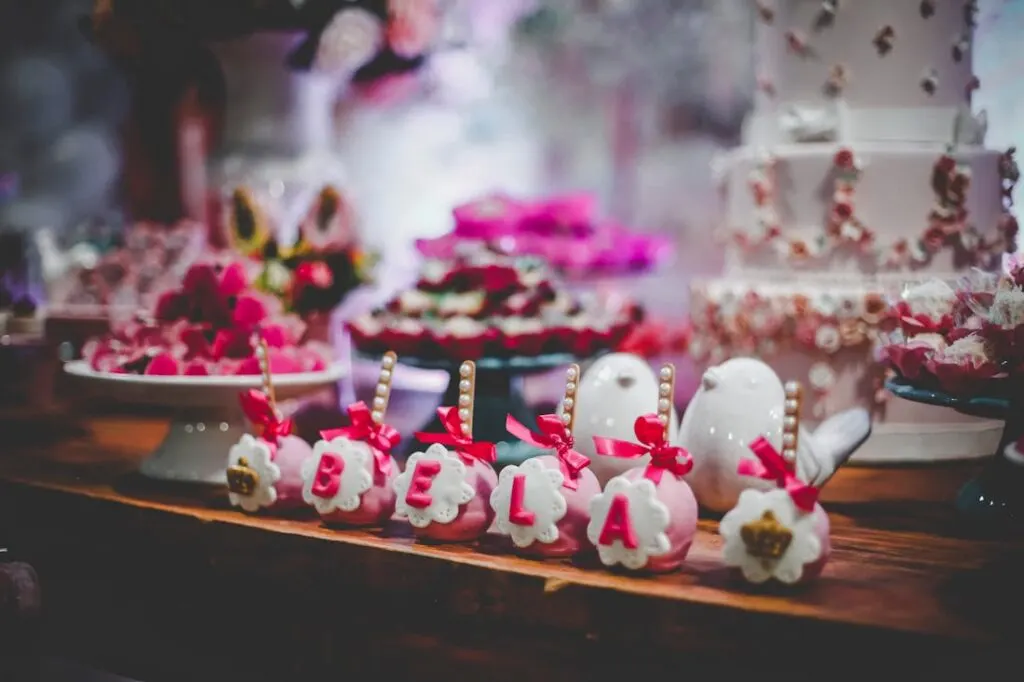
left=0, top=412, right=1017, bottom=680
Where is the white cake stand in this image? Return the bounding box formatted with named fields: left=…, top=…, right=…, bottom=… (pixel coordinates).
left=64, top=360, right=344, bottom=485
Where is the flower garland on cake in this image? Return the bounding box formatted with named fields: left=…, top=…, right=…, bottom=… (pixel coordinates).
left=688, top=283, right=894, bottom=417
left=729, top=146, right=1019, bottom=270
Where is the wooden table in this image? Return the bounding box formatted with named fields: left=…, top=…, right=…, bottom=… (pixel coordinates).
left=0, top=414, right=1020, bottom=681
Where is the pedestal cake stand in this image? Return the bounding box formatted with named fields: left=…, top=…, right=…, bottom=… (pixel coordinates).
left=886, top=376, right=1024, bottom=524
left=64, top=360, right=344, bottom=484
left=392, top=353, right=589, bottom=466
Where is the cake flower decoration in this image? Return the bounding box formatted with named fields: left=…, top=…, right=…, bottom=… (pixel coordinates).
left=394, top=361, right=499, bottom=542
left=302, top=352, right=401, bottom=526
left=719, top=381, right=831, bottom=585
left=587, top=364, right=699, bottom=573
left=226, top=335, right=313, bottom=514
left=491, top=365, right=602, bottom=558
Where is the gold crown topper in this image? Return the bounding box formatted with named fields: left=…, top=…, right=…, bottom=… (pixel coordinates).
left=457, top=361, right=477, bottom=436
left=740, top=510, right=794, bottom=563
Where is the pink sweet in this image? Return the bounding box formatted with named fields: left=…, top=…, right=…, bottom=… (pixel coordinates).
left=495, top=414, right=601, bottom=558
left=226, top=390, right=313, bottom=514
left=588, top=414, right=699, bottom=573
left=393, top=407, right=498, bottom=542
left=302, top=402, right=401, bottom=527
left=718, top=436, right=831, bottom=585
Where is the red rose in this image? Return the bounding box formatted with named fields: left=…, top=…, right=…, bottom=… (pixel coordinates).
left=833, top=147, right=855, bottom=169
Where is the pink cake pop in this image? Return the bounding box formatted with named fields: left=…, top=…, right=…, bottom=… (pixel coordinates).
left=588, top=364, right=698, bottom=573
left=226, top=339, right=312, bottom=514
left=493, top=364, right=601, bottom=558
left=301, top=352, right=401, bottom=526
left=719, top=381, right=830, bottom=585
left=392, top=361, right=498, bottom=542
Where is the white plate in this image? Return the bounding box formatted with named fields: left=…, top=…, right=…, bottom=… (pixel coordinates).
left=64, top=360, right=345, bottom=485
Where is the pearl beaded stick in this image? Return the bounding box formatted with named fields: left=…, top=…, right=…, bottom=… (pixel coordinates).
left=254, top=333, right=278, bottom=416
left=657, top=363, right=676, bottom=439
left=457, top=361, right=476, bottom=437
left=782, top=380, right=803, bottom=470
left=371, top=351, right=398, bottom=424
left=560, top=364, right=581, bottom=433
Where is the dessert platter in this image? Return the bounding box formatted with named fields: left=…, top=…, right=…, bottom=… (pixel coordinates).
left=415, top=191, right=674, bottom=277
left=65, top=260, right=342, bottom=484
left=881, top=259, right=1024, bottom=522
left=690, top=0, right=1018, bottom=463
left=347, top=243, right=636, bottom=462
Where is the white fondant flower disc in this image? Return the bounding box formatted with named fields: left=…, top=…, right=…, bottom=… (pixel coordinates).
left=227, top=434, right=281, bottom=513
left=719, top=488, right=823, bottom=585
left=301, top=437, right=375, bottom=515
left=489, top=458, right=568, bottom=548
left=393, top=444, right=475, bottom=528
left=586, top=475, right=671, bottom=570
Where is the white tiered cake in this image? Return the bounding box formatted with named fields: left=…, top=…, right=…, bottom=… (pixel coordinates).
left=690, top=0, right=1019, bottom=462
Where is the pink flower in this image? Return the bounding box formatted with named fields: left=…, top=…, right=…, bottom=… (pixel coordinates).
left=144, top=352, right=180, bottom=376
left=211, top=328, right=253, bottom=360
left=925, top=334, right=1003, bottom=393
left=235, top=349, right=302, bottom=375
left=232, top=294, right=268, bottom=328
left=218, top=262, right=249, bottom=298
left=885, top=333, right=946, bottom=380
left=183, top=360, right=210, bottom=376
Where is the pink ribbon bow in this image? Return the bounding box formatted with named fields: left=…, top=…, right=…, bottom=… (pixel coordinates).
left=738, top=436, right=820, bottom=513
left=416, top=406, right=497, bottom=466
left=238, top=389, right=293, bottom=443
left=505, top=414, right=590, bottom=490
left=320, top=401, right=401, bottom=477
left=592, top=414, right=692, bottom=484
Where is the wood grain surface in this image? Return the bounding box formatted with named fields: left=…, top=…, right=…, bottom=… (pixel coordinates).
left=0, top=414, right=1018, bottom=680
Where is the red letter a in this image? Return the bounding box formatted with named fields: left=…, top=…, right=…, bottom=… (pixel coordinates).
left=598, top=494, right=638, bottom=549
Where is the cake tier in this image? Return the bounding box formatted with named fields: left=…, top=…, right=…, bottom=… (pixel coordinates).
left=688, top=276, right=1001, bottom=462
left=750, top=0, right=978, bottom=144
left=720, top=143, right=1014, bottom=275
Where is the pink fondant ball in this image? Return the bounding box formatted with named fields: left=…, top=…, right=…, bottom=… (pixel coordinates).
left=797, top=504, right=831, bottom=583
left=414, top=458, right=498, bottom=543
left=519, top=455, right=601, bottom=559
left=588, top=467, right=699, bottom=574
left=271, top=435, right=314, bottom=508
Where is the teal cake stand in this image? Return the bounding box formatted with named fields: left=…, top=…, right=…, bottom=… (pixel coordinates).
left=886, top=376, right=1024, bottom=525
left=394, top=353, right=591, bottom=467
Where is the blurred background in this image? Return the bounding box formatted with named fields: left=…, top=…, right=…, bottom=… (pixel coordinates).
left=0, top=0, right=1021, bottom=411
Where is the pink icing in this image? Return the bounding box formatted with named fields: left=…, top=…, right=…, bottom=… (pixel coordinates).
left=412, top=459, right=498, bottom=543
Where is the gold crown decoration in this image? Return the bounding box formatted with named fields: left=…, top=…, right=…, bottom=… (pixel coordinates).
left=740, top=509, right=794, bottom=563
left=457, top=361, right=476, bottom=437
left=227, top=456, right=259, bottom=496
left=560, top=364, right=581, bottom=434
left=657, top=363, right=676, bottom=439
left=372, top=351, right=398, bottom=424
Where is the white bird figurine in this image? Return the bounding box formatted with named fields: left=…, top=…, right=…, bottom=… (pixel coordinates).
left=569, top=353, right=679, bottom=485
left=677, top=357, right=871, bottom=513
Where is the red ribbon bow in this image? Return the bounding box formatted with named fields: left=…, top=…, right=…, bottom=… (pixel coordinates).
left=238, top=389, right=293, bottom=443
left=320, top=401, right=401, bottom=477
left=416, top=407, right=497, bottom=466
left=738, top=436, right=820, bottom=513
left=592, top=414, right=692, bottom=484
left=505, top=414, right=590, bottom=490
